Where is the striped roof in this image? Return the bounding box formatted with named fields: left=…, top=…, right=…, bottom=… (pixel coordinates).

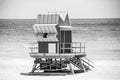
left=37, top=14, right=59, bottom=24
left=33, top=24, right=58, bottom=42
left=38, top=12, right=67, bottom=21
left=37, top=12, right=70, bottom=26
left=33, top=24, right=57, bottom=34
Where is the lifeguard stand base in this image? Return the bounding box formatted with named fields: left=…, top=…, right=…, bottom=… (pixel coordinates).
left=21, top=55, right=94, bottom=76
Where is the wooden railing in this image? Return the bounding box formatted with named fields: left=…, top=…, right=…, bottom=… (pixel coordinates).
left=29, top=42, right=86, bottom=56
left=29, top=42, right=38, bottom=53
left=59, top=42, right=86, bottom=55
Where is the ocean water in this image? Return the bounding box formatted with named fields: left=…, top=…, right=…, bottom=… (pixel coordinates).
left=0, top=19, right=120, bottom=60
left=72, top=23, right=120, bottom=60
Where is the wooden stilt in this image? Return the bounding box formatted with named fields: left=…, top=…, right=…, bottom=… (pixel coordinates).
left=68, top=64, right=74, bottom=74
left=31, top=62, right=37, bottom=73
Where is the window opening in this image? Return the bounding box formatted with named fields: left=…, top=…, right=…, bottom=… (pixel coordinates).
left=43, top=33, right=48, bottom=38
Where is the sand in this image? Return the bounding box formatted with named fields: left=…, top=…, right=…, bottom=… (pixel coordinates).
left=0, top=59, right=120, bottom=80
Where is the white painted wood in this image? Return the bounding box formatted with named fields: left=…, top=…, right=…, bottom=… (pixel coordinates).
left=48, top=43, right=56, bottom=53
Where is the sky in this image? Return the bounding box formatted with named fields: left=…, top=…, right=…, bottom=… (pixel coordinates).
left=0, top=0, right=120, bottom=19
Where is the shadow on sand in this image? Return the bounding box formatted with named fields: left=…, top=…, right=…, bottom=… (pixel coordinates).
left=21, top=69, right=91, bottom=76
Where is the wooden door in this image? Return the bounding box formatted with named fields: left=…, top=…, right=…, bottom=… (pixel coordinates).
left=48, top=43, right=56, bottom=53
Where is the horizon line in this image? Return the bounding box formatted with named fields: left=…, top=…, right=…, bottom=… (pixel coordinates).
left=0, top=18, right=120, bottom=20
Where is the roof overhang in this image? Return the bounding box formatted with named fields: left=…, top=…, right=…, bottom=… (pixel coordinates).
left=59, top=26, right=72, bottom=30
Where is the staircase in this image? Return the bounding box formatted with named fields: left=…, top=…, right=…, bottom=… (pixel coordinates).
left=70, top=57, right=94, bottom=72
left=81, top=57, right=94, bottom=69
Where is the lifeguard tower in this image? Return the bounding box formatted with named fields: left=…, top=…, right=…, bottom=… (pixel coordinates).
left=28, top=12, right=93, bottom=75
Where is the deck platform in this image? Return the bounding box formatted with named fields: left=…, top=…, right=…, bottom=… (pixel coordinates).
left=30, top=52, right=86, bottom=58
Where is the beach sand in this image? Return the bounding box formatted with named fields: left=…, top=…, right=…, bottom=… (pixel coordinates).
left=0, top=59, right=120, bottom=80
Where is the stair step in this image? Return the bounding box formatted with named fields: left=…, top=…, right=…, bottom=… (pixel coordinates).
left=70, top=62, right=83, bottom=70
left=70, top=58, right=83, bottom=70
left=70, top=57, right=94, bottom=71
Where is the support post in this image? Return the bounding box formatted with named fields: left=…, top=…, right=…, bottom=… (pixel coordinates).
left=68, top=63, right=74, bottom=74
left=31, top=62, right=37, bottom=73
left=31, top=59, right=39, bottom=73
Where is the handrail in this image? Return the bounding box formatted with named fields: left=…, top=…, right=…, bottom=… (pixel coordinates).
left=29, top=42, right=86, bottom=55
left=81, top=59, right=94, bottom=68
left=84, top=57, right=94, bottom=64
